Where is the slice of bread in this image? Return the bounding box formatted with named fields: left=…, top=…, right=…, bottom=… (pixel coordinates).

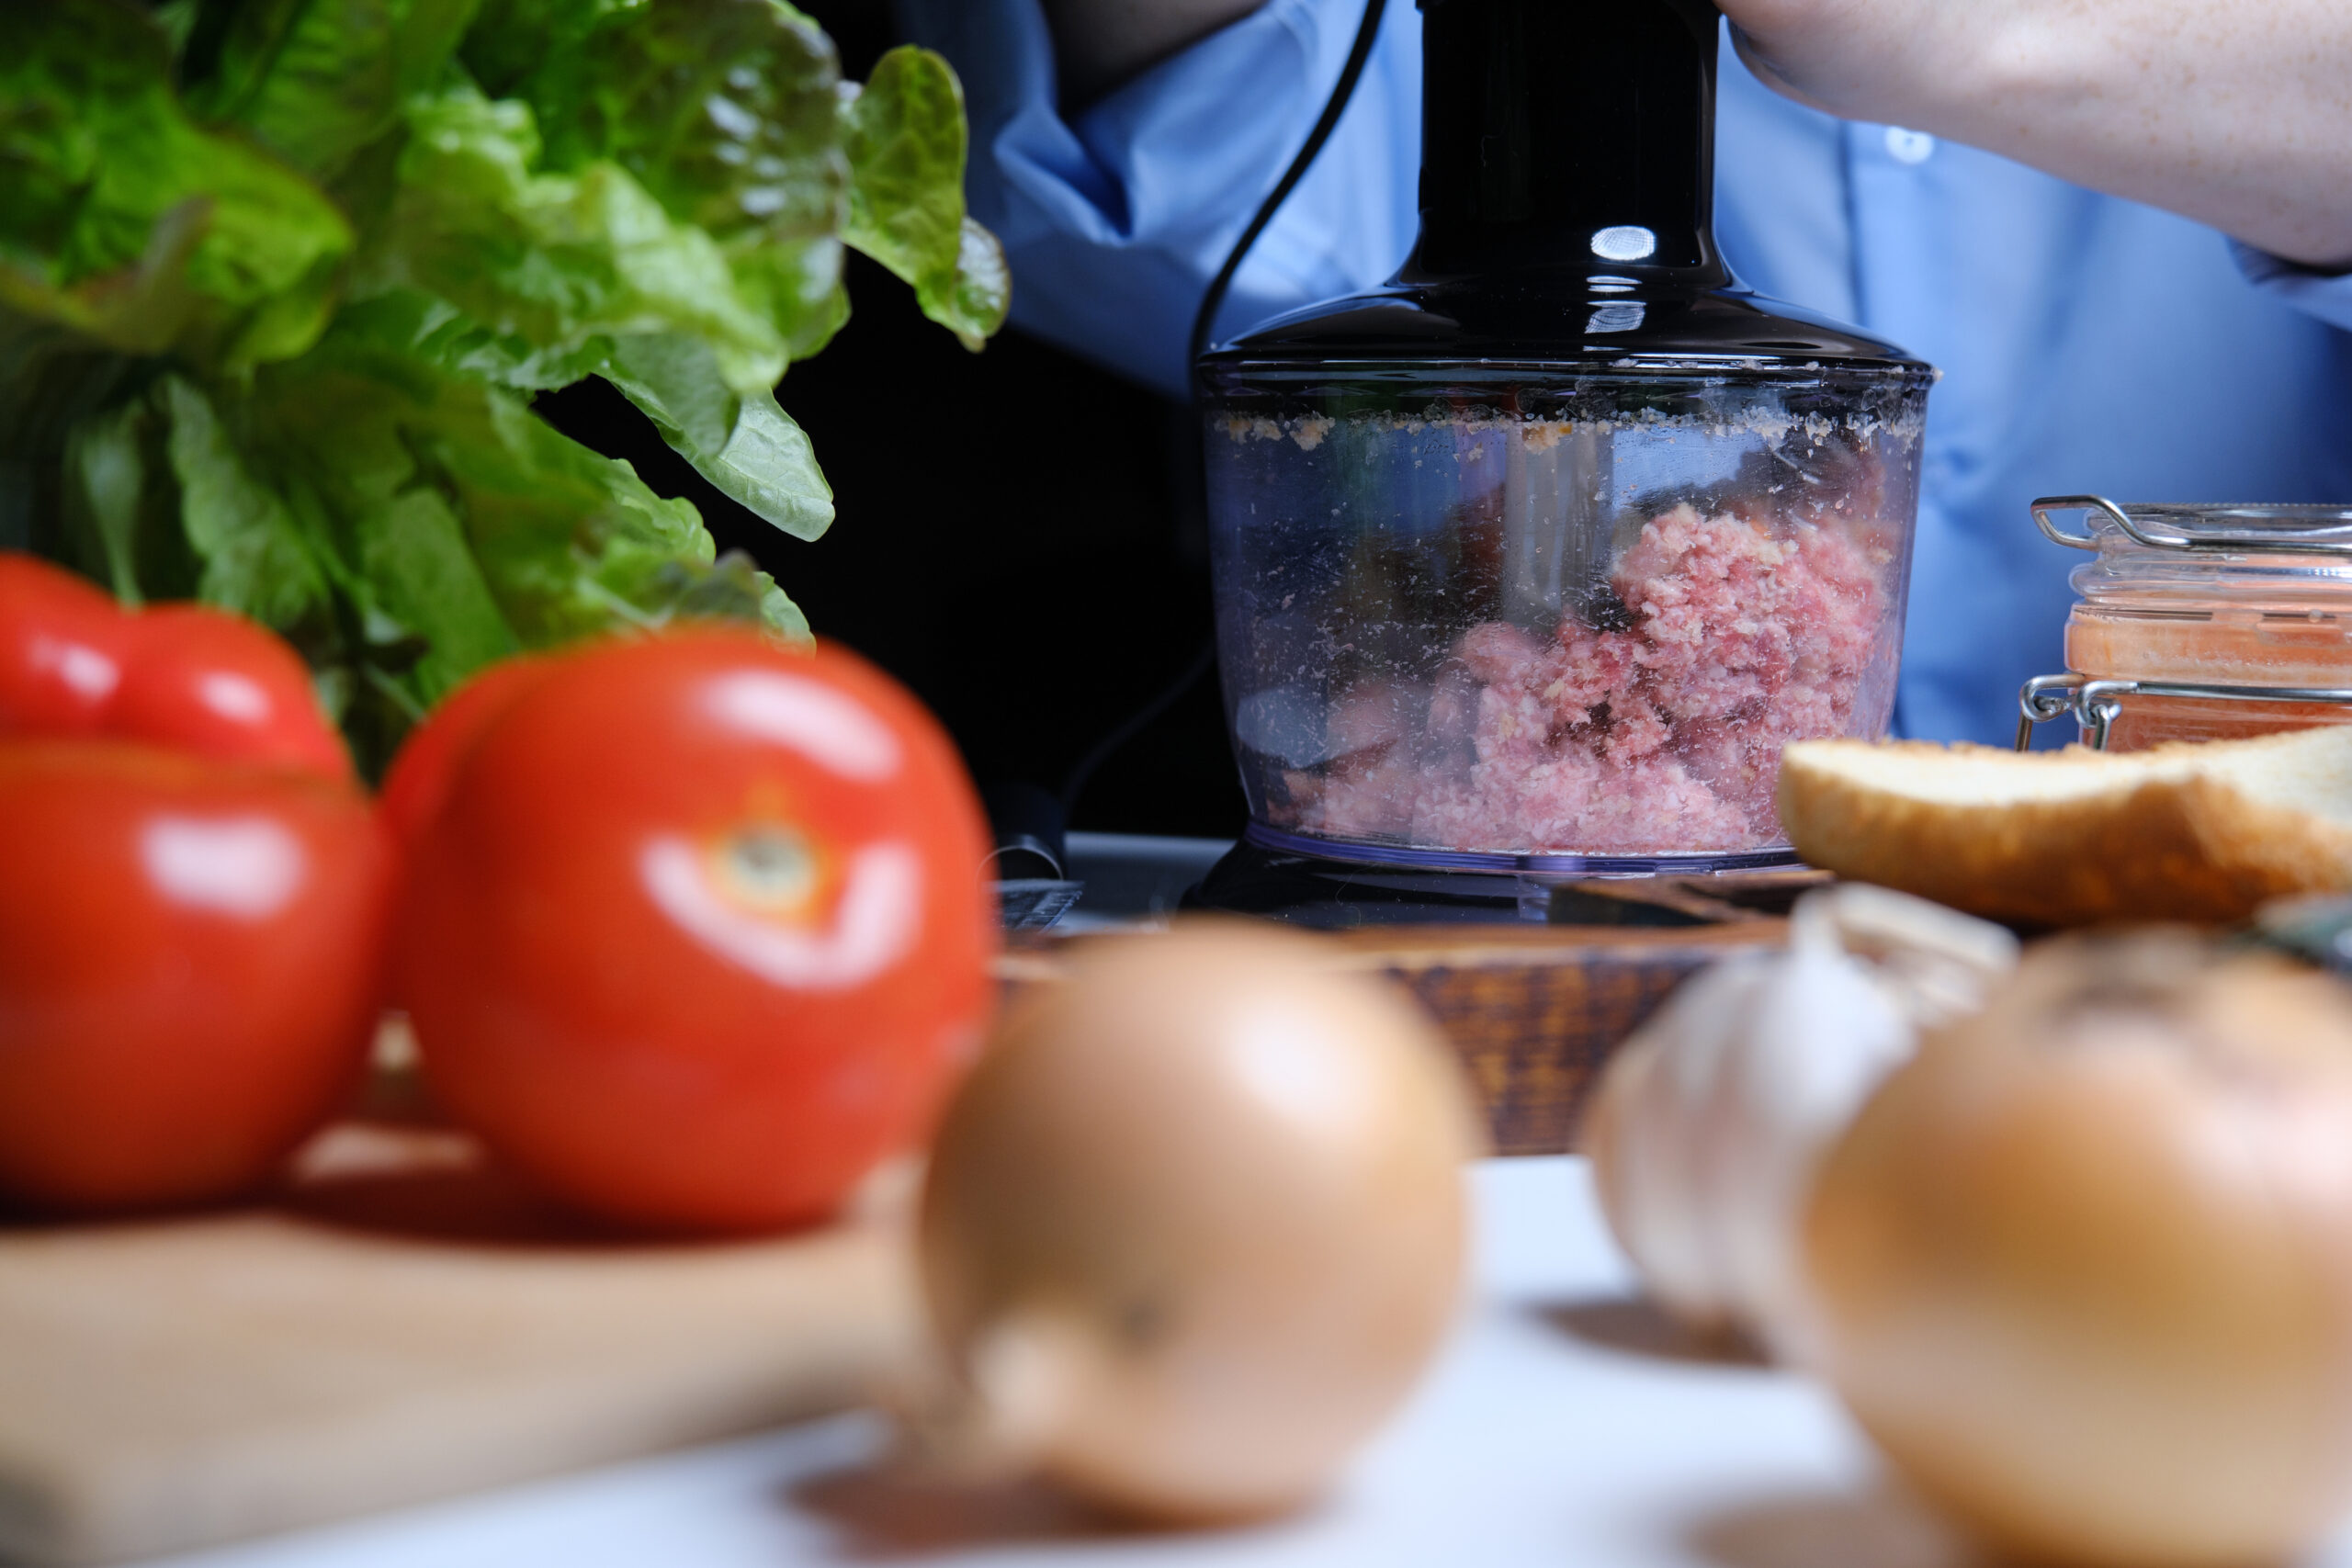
left=1778, top=727, right=2352, bottom=926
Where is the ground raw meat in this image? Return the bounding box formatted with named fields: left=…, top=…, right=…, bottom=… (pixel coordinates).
left=1294, top=503, right=1889, bottom=854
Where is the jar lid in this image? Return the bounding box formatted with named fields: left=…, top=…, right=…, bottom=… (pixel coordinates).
left=2040, top=495, right=2352, bottom=609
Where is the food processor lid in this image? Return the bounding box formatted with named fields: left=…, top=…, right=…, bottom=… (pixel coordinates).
left=1204, top=0, right=1928, bottom=375
left=1211, top=276, right=1928, bottom=369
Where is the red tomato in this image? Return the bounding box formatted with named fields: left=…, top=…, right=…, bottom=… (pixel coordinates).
left=395, top=631, right=996, bottom=1232
left=109, top=605, right=352, bottom=779
left=378, top=652, right=560, bottom=853
left=0, top=553, right=132, bottom=734
left=0, top=553, right=350, bottom=778
left=0, top=742, right=393, bottom=1212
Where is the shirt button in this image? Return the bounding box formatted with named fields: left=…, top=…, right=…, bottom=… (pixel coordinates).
left=1884, top=127, right=1936, bottom=164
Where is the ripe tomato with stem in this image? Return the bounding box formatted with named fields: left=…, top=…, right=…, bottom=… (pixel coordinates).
left=395, top=629, right=997, bottom=1232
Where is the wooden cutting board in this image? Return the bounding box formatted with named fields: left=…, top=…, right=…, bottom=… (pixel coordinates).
left=0, top=1124, right=922, bottom=1567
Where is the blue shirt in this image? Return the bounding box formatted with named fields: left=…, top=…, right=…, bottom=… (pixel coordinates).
left=897, top=0, right=2352, bottom=746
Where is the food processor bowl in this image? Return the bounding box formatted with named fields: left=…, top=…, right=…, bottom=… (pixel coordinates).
left=1204, top=363, right=1925, bottom=872
left=1197, top=0, right=1932, bottom=876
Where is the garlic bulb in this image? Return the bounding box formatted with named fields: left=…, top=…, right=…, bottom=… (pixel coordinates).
left=1586, top=885, right=2016, bottom=1346
left=1804, top=933, right=2352, bottom=1568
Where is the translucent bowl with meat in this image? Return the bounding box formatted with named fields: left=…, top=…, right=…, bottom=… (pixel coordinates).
left=1204, top=374, right=1927, bottom=873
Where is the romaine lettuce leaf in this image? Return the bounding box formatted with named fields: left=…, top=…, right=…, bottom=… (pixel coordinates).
left=602, top=333, right=742, bottom=459
left=352, top=81, right=789, bottom=397
left=530, top=0, right=844, bottom=245
left=839, top=46, right=1010, bottom=351
left=0, top=0, right=352, bottom=367
left=252, top=322, right=803, bottom=669
left=455, top=0, right=613, bottom=101
left=939, top=217, right=1013, bottom=355
left=729, top=234, right=851, bottom=364
left=602, top=336, right=832, bottom=541
left=351, top=290, right=617, bottom=394
left=61, top=396, right=165, bottom=604
left=183, top=0, right=481, bottom=180
left=490, top=0, right=855, bottom=372
left=0, top=314, right=141, bottom=495
left=159, top=372, right=337, bottom=632
left=681, top=390, right=833, bottom=544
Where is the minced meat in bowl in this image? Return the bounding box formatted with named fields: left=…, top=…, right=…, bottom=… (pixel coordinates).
left=1205, top=386, right=1923, bottom=869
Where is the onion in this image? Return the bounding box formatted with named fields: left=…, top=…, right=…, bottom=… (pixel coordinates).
left=1803, top=931, right=2352, bottom=1568
left=916, top=922, right=1481, bottom=1520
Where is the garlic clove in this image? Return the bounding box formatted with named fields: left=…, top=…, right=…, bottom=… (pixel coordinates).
left=1590, top=884, right=2017, bottom=1351
left=1792, top=883, right=2019, bottom=1028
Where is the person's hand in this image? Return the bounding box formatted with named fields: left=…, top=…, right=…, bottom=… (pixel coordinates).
left=1716, top=0, right=2352, bottom=269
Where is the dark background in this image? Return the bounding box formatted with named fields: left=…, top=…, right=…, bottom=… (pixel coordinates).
left=536, top=0, right=1245, bottom=840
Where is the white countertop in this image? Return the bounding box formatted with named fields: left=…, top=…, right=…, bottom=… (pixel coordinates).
left=138, top=1156, right=2333, bottom=1568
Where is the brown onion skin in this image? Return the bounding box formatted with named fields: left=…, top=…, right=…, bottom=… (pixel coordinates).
left=1803, top=932, right=2352, bottom=1568
left=918, top=922, right=1481, bottom=1521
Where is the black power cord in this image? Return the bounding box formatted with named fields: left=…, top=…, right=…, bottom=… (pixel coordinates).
left=1059, top=635, right=1219, bottom=813
left=1057, top=0, right=1392, bottom=828
left=1188, top=0, right=1392, bottom=369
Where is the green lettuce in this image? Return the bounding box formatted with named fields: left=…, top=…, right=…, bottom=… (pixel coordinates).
left=160, top=372, right=334, bottom=630
left=355, top=80, right=790, bottom=396
left=459, top=0, right=861, bottom=534
left=2, top=0, right=1003, bottom=772
left=840, top=46, right=1010, bottom=352
left=184, top=0, right=483, bottom=181
left=0, top=1, right=352, bottom=366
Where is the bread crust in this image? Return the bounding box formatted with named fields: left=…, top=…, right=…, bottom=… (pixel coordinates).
left=1778, top=740, right=2352, bottom=927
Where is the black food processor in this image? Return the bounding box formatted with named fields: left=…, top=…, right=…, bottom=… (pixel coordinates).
left=1190, top=0, right=1932, bottom=919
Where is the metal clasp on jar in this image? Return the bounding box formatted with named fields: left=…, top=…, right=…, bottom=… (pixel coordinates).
left=2015, top=672, right=2352, bottom=751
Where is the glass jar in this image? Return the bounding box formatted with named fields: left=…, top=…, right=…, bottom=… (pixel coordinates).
left=2034, top=499, right=2352, bottom=750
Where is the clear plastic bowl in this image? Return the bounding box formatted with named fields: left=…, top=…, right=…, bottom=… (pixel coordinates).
left=1203, top=367, right=1928, bottom=873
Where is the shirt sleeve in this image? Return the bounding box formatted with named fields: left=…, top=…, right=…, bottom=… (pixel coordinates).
left=2232, top=240, right=2352, bottom=333
left=890, top=0, right=1422, bottom=400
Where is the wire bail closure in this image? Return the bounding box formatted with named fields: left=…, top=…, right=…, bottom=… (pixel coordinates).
left=2015, top=673, right=2352, bottom=751
left=2032, top=494, right=2352, bottom=557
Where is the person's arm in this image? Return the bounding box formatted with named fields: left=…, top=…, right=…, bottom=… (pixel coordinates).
left=891, top=0, right=1419, bottom=396
left=1720, top=0, right=2352, bottom=269
left=1042, top=0, right=1269, bottom=101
